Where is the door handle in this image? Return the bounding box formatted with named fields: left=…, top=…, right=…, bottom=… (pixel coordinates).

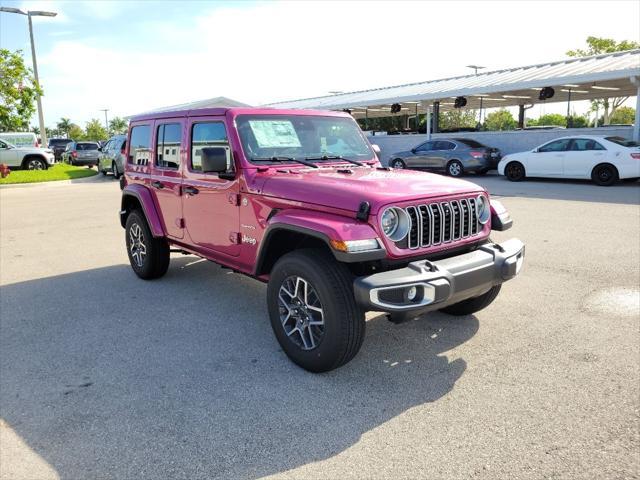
left=151, top=181, right=164, bottom=189
left=183, top=186, right=199, bottom=196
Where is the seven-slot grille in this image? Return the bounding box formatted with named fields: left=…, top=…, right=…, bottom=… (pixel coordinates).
left=404, top=198, right=480, bottom=249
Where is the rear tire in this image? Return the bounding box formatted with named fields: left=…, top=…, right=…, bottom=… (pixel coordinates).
left=447, top=160, right=463, bottom=177
left=391, top=158, right=406, bottom=169
left=125, top=210, right=170, bottom=280
left=112, top=162, right=121, bottom=179
left=267, top=249, right=365, bottom=372
left=440, top=285, right=502, bottom=316
left=591, top=163, right=618, bottom=186
left=505, top=161, right=525, bottom=182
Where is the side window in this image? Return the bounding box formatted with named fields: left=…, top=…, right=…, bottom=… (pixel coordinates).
left=570, top=139, right=606, bottom=151
left=0, top=140, right=7, bottom=149
left=156, top=123, right=181, bottom=169
left=416, top=141, right=433, bottom=152
left=191, top=122, right=229, bottom=171
left=129, top=125, right=151, bottom=165
left=539, top=139, right=570, bottom=153
left=435, top=141, right=455, bottom=150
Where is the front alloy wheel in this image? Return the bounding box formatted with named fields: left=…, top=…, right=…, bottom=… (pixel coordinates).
left=26, top=159, right=46, bottom=170
left=391, top=159, right=405, bottom=169
left=278, top=276, right=325, bottom=350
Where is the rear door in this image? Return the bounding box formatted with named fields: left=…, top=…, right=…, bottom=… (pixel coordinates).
left=564, top=138, right=606, bottom=178
left=433, top=140, right=456, bottom=169
left=530, top=139, right=569, bottom=176
left=149, top=120, right=184, bottom=239
left=182, top=118, right=240, bottom=256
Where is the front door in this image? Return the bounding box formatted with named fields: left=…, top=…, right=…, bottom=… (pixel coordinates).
left=182, top=119, right=240, bottom=257
left=0, top=140, right=20, bottom=167
left=149, top=120, right=184, bottom=239
left=408, top=141, right=435, bottom=169
left=530, top=138, right=569, bottom=176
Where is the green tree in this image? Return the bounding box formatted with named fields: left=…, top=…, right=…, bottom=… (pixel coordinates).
left=609, top=106, right=635, bottom=125
left=484, top=109, right=516, bottom=131
left=567, top=37, right=640, bottom=124
left=109, top=117, right=128, bottom=134
left=68, top=124, right=84, bottom=141
left=533, top=113, right=567, bottom=127
left=438, top=109, right=478, bottom=131
left=56, top=117, right=72, bottom=137
left=0, top=49, right=41, bottom=132
left=84, top=118, right=108, bottom=141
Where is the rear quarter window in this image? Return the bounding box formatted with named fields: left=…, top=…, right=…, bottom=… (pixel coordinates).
left=129, top=125, right=151, bottom=165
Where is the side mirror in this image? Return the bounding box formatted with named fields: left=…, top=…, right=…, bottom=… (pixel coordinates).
left=98, top=147, right=102, bottom=152
left=201, top=147, right=230, bottom=174
left=371, top=144, right=381, bottom=154
left=411, top=148, right=417, bottom=154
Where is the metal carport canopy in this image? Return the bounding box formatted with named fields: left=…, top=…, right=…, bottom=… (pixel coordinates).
left=264, top=49, right=640, bottom=118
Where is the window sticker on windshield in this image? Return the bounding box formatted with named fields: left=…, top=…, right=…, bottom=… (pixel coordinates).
left=249, top=120, right=301, bottom=148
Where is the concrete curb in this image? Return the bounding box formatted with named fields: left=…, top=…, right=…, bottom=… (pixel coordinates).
left=0, top=172, right=102, bottom=189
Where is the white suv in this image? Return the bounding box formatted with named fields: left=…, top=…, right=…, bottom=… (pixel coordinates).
left=0, top=139, right=55, bottom=170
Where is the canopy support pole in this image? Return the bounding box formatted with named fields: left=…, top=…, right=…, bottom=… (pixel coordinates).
left=426, top=105, right=432, bottom=141
left=566, top=88, right=572, bottom=128
left=518, top=104, right=525, bottom=129
left=432, top=101, right=440, bottom=133
left=633, top=78, right=640, bottom=142
left=365, top=108, right=368, bottom=131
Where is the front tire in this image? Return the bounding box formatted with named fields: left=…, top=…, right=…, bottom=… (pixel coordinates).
left=440, top=285, right=502, bottom=316
left=505, top=161, right=525, bottom=182
left=125, top=210, right=170, bottom=280
left=391, top=158, right=406, bottom=169
left=267, top=249, right=365, bottom=372
left=447, top=160, right=463, bottom=177
left=591, top=164, right=618, bottom=186
left=23, top=157, right=47, bottom=170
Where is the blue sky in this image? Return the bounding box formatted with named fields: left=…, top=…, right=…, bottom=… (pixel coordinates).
left=1, top=0, right=639, bottom=129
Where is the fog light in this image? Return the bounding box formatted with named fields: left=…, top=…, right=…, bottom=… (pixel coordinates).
left=406, top=286, right=417, bottom=301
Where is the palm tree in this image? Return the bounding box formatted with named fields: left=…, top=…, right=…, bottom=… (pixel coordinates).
left=57, top=118, right=72, bottom=138
left=109, top=117, right=128, bottom=135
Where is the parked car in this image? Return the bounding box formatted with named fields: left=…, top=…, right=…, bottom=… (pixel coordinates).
left=48, top=138, right=73, bottom=161
left=98, top=134, right=127, bottom=178
left=61, top=141, right=101, bottom=167
left=119, top=107, right=525, bottom=372
left=0, top=131, right=38, bottom=148
left=498, top=135, right=640, bottom=186
left=389, top=138, right=501, bottom=176
left=0, top=138, right=55, bottom=169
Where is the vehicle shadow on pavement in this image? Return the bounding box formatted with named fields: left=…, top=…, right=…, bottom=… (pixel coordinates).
left=1, top=257, right=478, bottom=480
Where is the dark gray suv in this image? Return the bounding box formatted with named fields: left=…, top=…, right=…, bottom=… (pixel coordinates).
left=389, top=138, right=501, bottom=177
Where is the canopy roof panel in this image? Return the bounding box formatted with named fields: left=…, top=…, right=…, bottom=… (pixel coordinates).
left=265, top=50, right=640, bottom=116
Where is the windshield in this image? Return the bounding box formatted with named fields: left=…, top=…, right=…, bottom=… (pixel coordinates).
left=77, top=142, right=99, bottom=150
left=605, top=136, right=639, bottom=147
left=236, top=115, right=374, bottom=165
left=49, top=139, right=72, bottom=146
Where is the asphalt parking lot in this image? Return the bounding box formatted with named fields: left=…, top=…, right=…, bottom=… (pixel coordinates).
left=1, top=174, right=639, bottom=480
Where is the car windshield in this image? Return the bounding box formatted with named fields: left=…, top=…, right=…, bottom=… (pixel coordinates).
left=49, top=139, right=72, bottom=146
left=76, top=143, right=99, bottom=151
left=236, top=115, right=374, bottom=165
left=454, top=138, right=486, bottom=148
left=605, top=136, right=639, bottom=147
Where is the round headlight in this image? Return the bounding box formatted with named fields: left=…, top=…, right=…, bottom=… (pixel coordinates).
left=476, top=195, right=491, bottom=224
left=380, top=207, right=411, bottom=242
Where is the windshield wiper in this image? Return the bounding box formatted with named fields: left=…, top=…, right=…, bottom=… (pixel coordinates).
left=251, top=156, right=318, bottom=168
left=305, top=155, right=365, bottom=167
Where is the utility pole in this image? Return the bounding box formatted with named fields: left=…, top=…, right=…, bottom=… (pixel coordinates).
left=100, top=109, right=109, bottom=135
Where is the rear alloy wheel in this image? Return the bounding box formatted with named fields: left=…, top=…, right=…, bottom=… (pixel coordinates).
left=505, top=161, right=525, bottom=182
left=112, top=162, right=121, bottom=179
left=447, top=160, right=463, bottom=177
left=391, top=159, right=406, bottom=169
left=591, top=164, right=618, bottom=187
left=24, top=158, right=46, bottom=170
left=267, top=249, right=365, bottom=372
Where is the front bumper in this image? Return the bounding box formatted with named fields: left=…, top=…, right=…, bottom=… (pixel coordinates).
left=354, top=238, right=524, bottom=313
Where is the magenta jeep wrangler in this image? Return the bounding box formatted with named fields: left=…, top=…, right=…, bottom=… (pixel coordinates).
left=120, top=108, right=524, bottom=372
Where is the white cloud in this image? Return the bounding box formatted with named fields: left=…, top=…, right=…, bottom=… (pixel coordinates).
left=33, top=0, right=640, bottom=126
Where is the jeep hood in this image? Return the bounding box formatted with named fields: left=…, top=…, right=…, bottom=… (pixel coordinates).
left=259, top=167, right=484, bottom=213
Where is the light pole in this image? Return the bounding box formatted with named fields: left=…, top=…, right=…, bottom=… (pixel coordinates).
left=100, top=109, right=109, bottom=135
left=466, top=65, right=485, bottom=75
left=0, top=7, right=57, bottom=146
